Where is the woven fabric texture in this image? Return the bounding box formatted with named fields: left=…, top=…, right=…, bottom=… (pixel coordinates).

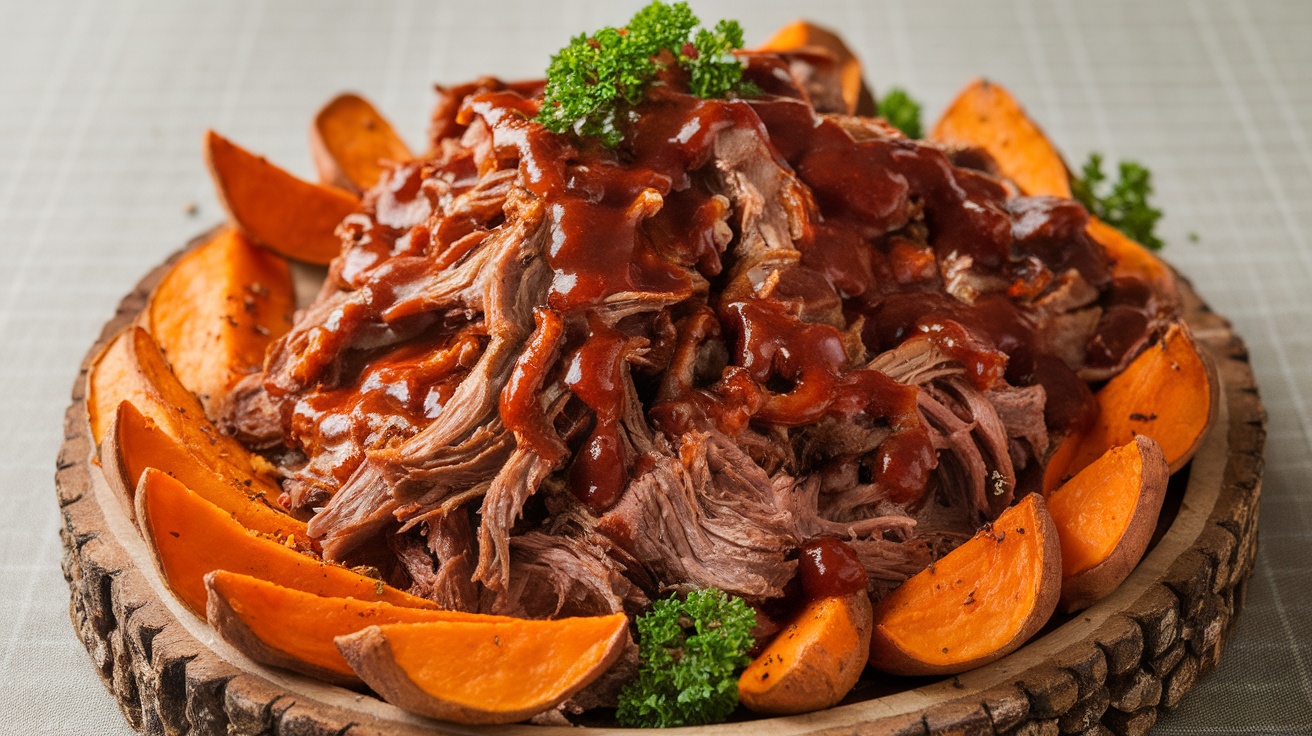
left=0, top=1, right=1308, bottom=733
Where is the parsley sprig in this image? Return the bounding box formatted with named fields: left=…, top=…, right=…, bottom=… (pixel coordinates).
left=1072, top=152, right=1164, bottom=250
left=616, top=588, right=757, bottom=728
left=536, top=1, right=751, bottom=146
left=878, top=87, right=923, bottom=139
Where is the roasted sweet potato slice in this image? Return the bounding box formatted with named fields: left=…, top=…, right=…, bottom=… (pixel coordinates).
left=135, top=468, right=434, bottom=616
left=310, top=93, right=412, bottom=193
left=336, top=614, right=628, bottom=724
left=930, top=78, right=1071, bottom=198
left=757, top=20, right=875, bottom=116
left=205, top=129, right=358, bottom=265
left=739, top=591, right=872, bottom=714
left=87, top=326, right=279, bottom=495
left=867, top=493, right=1061, bottom=675
left=1044, top=322, right=1217, bottom=492
left=205, top=571, right=502, bottom=685
left=101, top=402, right=309, bottom=546
left=1047, top=436, right=1169, bottom=613
left=144, top=227, right=293, bottom=413
left=87, top=327, right=149, bottom=448
left=1086, top=217, right=1180, bottom=308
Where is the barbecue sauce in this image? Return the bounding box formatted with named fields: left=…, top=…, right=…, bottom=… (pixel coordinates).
left=292, top=56, right=1149, bottom=517
left=798, top=537, right=869, bottom=599
left=451, top=67, right=1125, bottom=513
left=564, top=317, right=633, bottom=511
left=287, top=329, right=484, bottom=486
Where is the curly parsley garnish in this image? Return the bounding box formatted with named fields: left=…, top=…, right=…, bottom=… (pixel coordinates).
left=878, top=87, right=923, bottom=139
left=1072, top=152, right=1164, bottom=250
left=536, top=1, right=752, bottom=146
left=616, top=588, right=756, bottom=728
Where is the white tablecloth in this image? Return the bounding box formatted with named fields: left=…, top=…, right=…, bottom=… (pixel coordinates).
left=2, top=1, right=1309, bottom=732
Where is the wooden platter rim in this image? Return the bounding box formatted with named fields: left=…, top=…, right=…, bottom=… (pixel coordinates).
left=57, top=231, right=1265, bottom=736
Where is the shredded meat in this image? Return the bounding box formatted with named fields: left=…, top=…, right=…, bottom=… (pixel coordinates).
left=221, top=56, right=1170, bottom=638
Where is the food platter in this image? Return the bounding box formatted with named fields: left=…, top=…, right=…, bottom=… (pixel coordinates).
left=57, top=230, right=1263, bottom=736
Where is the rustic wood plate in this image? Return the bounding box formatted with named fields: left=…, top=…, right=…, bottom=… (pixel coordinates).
left=57, top=231, right=1264, bottom=736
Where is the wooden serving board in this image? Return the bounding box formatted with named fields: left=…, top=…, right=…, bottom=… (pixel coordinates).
left=57, top=232, right=1264, bottom=736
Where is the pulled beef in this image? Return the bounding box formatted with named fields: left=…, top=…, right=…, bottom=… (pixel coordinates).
left=597, top=433, right=797, bottom=600
left=486, top=510, right=647, bottom=619
left=389, top=507, right=480, bottom=612
left=221, top=57, right=1172, bottom=635
left=217, top=372, right=283, bottom=450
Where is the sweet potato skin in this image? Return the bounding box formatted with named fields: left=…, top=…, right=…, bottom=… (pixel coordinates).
left=739, top=591, right=872, bottom=715
left=1048, top=436, right=1169, bottom=613
left=336, top=615, right=629, bottom=724
left=930, top=78, right=1071, bottom=198
left=867, top=494, right=1061, bottom=676
left=205, top=129, right=358, bottom=265
left=134, top=468, right=434, bottom=616
left=204, top=571, right=500, bottom=685
left=310, top=93, right=412, bottom=193
left=144, top=227, right=293, bottom=414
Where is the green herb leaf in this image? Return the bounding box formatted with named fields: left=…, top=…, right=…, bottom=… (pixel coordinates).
left=878, top=87, right=923, bottom=139
left=1072, top=152, right=1165, bottom=250
left=536, top=1, right=752, bottom=146
left=687, top=19, right=748, bottom=98
left=616, top=588, right=757, bottom=728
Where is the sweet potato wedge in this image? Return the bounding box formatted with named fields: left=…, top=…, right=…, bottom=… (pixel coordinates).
left=101, top=401, right=309, bottom=546
left=135, top=468, right=434, bottom=616
left=867, top=493, right=1061, bottom=676
left=1086, top=217, right=1180, bottom=309
left=757, top=20, right=876, bottom=116
left=1044, top=322, right=1217, bottom=492
left=739, top=591, right=872, bottom=715
left=310, top=93, right=412, bottom=193
left=86, top=327, right=150, bottom=448
left=144, top=227, right=294, bottom=413
left=87, top=326, right=279, bottom=496
left=930, top=78, right=1071, bottom=198
left=205, top=571, right=502, bottom=685
left=1047, top=436, right=1169, bottom=613
left=336, top=613, right=628, bottom=724
left=205, top=129, right=358, bottom=265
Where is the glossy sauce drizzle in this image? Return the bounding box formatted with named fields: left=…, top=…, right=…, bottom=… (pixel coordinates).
left=320, top=56, right=1150, bottom=517
left=798, top=537, right=869, bottom=599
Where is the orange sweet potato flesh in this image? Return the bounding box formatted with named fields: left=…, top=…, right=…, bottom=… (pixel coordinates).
left=101, top=401, right=310, bottom=547
left=757, top=20, right=876, bottom=116
left=1086, top=217, right=1180, bottom=309
left=930, top=78, right=1071, bottom=198
left=739, top=591, right=872, bottom=715
left=310, top=93, right=412, bottom=193
left=1047, top=436, right=1169, bottom=613
left=135, top=468, right=435, bottom=616
left=87, top=328, right=146, bottom=448
left=336, top=614, right=628, bottom=724
left=145, top=227, right=294, bottom=414
left=1044, top=322, right=1217, bottom=492
left=205, top=129, right=358, bottom=265
left=867, top=493, right=1061, bottom=676
left=205, top=571, right=503, bottom=685
left=929, top=80, right=1180, bottom=307
left=87, top=326, right=280, bottom=498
